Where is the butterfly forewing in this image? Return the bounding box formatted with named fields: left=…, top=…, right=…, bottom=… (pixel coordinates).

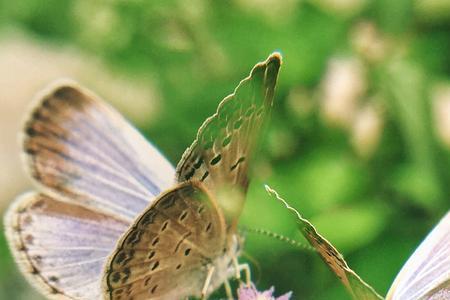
left=386, top=211, right=450, bottom=300
left=103, top=182, right=228, bottom=300
left=4, top=192, right=129, bottom=299
left=299, top=216, right=382, bottom=300
left=23, top=81, right=175, bottom=222
left=176, top=53, right=281, bottom=222
left=265, top=186, right=383, bottom=300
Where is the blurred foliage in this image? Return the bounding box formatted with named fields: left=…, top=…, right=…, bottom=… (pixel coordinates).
left=0, top=0, right=449, bottom=299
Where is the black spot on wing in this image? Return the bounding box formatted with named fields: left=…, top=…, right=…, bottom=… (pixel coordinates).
left=210, top=154, right=222, bottom=165
left=222, top=135, right=232, bottom=147
left=230, top=156, right=246, bottom=171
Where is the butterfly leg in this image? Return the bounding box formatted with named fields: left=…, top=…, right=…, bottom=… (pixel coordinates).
left=232, top=257, right=251, bottom=286
left=201, top=265, right=215, bottom=300
left=232, top=256, right=241, bottom=280
left=239, top=263, right=251, bottom=286
left=223, top=279, right=233, bottom=300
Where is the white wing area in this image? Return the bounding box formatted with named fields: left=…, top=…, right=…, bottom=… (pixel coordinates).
left=23, top=80, right=175, bottom=222
left=386, top=211, right=450, bottom=300
left=4, top=80, right=177, bottom=299
left=5, top=193, right=129, bottom=299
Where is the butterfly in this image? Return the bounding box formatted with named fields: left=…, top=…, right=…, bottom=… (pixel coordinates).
left=4, top=53, right=282, bottom=300
left=265, top=185, right=450, bottom=300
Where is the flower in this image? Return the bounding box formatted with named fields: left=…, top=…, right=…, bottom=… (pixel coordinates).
left=320, top=57, right=366, bottom=128
left=433, top=83, right=450, bottom=148
left=238, top=283, right=292, bottom=300
left=351, top=102, right=384, bottom=158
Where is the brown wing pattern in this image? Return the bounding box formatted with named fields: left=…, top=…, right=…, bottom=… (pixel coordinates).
left=176, top=53, right=281, bottom=222
left=4, top=192, right=128, bottom=300
left=103, top=182, right=227, bottom=300
left=23, top=81, right=175, bottom=222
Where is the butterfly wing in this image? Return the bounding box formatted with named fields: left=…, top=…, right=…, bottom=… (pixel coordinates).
left=103, top=182, right=229, bottom=300
left=4, top=192, right=129, bottom=299
left=103, top=55, right=281, bottom=299
left=265, top=186, right=383, bottom=300
left=5, top=80, right=176, bottom=299
left=176, top=53, right=281, bottom=222
left=23, top=80, right=175, bottom=222
left=386, top=211, right=450, bottom=300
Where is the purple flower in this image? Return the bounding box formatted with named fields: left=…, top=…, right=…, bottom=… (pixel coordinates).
left=238, top=283, right=292, bottom=300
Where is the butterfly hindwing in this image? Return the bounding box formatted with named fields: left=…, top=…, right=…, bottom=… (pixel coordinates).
left=103, top=182, right=229, bottom=300
left=176, top=53, right=281, bottom=222
left=23, top=80, right=175, bottom=222
left=4, top=192, right=129, bottom=299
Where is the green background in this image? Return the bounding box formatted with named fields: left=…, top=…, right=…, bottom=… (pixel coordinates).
left=0, top=0, right=449, bottom=299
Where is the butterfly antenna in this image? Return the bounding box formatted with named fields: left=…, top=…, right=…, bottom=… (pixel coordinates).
left=241, top=227, right=316, bottom=252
